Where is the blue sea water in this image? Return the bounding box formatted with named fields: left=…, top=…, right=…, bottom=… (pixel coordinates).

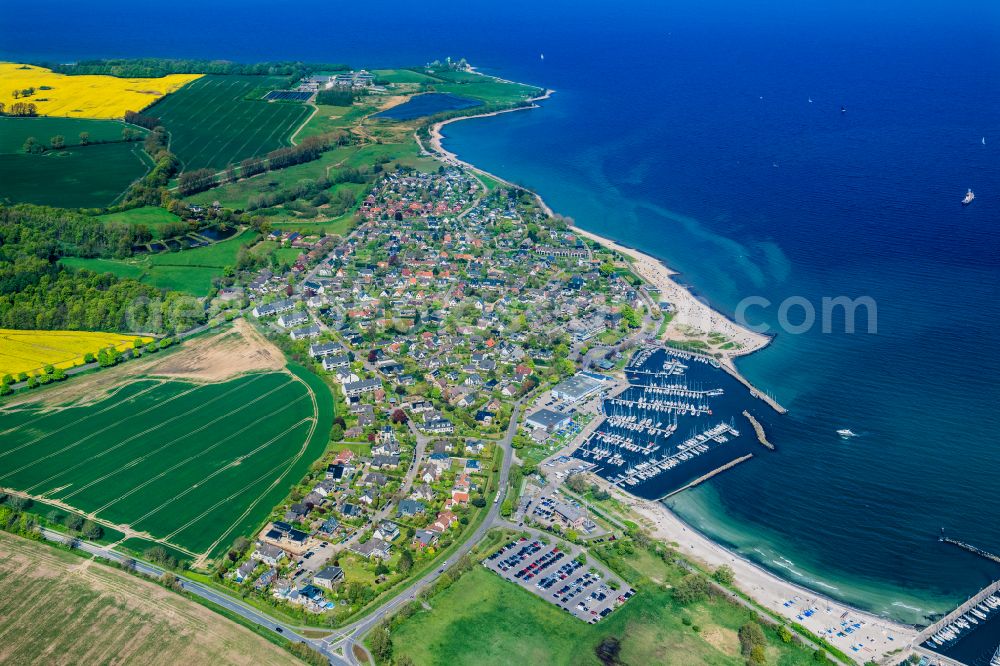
left=4, top=0, right=1000, bottom=626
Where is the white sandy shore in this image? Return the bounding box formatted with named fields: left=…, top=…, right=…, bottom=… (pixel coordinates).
left=568, top=227, right=772, bottom=360
left=617, top=488, right=919, bottom=663
left=427, top=78, right=918, bottom=663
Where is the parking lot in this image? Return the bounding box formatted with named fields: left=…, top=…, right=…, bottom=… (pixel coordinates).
left=484, top=534, right=634, bottom=623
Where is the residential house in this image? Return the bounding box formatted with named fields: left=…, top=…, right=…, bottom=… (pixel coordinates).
left=277, top=311, right=309, bottom=328
left=312, top=566, right=344, bottom=590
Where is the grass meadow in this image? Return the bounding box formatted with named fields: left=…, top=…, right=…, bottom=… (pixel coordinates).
left=0, top=363, right=332, bottom=561
left=147, top=75, right=311, bottom=171
left=97, top=206, right=184, bottom=237
left=388, top=547, right=820, bottom=666
left=62, top=228, right=258, bottom=296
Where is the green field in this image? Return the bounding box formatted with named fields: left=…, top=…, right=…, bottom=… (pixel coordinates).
left=372, top=68, right=441, bottom=84
left=97, top=206, right=184, bottom=237
left=0, top=142, right=150, bottom=208
left=427, top=69, right=543, bottom=104
left=148, top=75, right=311, bottom=171
left=0, top=363, right=332, bottom=561
left=62, top=228, right=258, bottom=296
left=0, top=116, right=142, bottom=153
left=388, top=556, right=819, bottom=666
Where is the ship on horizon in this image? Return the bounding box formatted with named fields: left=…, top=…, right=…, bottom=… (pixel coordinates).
left=962, top=189, right=975, bottom=206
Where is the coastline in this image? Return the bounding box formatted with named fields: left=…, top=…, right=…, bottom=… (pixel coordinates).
left=422, top=78, right=918, bottom=662
left=614, top=484, right=920, bottom=661
left=422, top=85, right=783, bottom=414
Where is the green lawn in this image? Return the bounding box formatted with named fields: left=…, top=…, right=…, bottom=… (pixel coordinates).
left=61, top=256, right=147, bottom=280
left=388, top=552, right=820, bottom=666
left=146, top=75, right=311, bottom=171
left=372, top=68, right=441, bottom=84
left=0, top=363, right=332, bottom=563
left=295, top=103, right=375, bottom=140
left=61, top=228, right=258, bottom=296
left=97, top=206, right=184, bottom=237
left=0, top=142, right=150, bottom=208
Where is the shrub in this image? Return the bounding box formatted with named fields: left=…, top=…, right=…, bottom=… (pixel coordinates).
left=673, top=573, right=710, bottom=605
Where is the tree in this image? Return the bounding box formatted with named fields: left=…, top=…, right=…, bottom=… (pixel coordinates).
left=368, top=624, right=393, bottom=663
left=82, top=520, right=103, bottom=540
left=79, top=131, right=90, bottom=145
left=391, top=409, right=408, bottom=424
left=739, top=621, right=767, bottom=658
left=673, top=573, right=710, bottom=605
left=713, top=564, right=734, bottom=585
left=50, top=135, right=65, bottom=150
left=397, top=548, right=413, bottom=574
left=22, top=136, right=38, bottom=154
left=160, top=571, right=181, bottom=591
left=595, top=636, right=621, bottom=665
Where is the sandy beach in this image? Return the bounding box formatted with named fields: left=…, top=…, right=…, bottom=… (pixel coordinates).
left=431, top=76, right=918, bottom=663
left=569, top=226, right=772, bottom=362
left=615, top=485, right=919, bottom=663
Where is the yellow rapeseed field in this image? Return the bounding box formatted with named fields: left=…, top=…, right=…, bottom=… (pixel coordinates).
left=0, top=329, right=153, bottom=377
left=0, top=63, right=201, bottom=119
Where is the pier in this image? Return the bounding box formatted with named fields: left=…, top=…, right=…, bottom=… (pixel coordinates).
left=916, top=578, right=1000, bottom=652
left=742, top=411, right=774, bottom=450
left=659, top=454, right=753, bottom=499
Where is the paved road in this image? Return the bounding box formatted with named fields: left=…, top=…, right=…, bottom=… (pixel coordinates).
left=39, top=528, right=349, bottom=666
left=330, top=399, right=526, bottom=664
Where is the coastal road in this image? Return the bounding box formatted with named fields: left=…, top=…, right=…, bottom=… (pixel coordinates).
left=39, top=528, right=349, bottom=666
left=329, top=399, right=526, bottom=664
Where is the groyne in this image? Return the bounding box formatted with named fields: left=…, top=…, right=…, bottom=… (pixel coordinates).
left=742, top=411, right=774, bottom=450
left=659, top=454, right=753, bottom=500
